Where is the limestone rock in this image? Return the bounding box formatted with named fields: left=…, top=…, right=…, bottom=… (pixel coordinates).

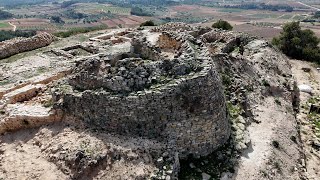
left=202, top=172, right=211, bottom=180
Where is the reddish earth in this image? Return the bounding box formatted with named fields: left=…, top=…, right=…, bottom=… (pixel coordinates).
left=170, top=5, right=199, bottom=12
left=90, top=16, right=146, bottom=28
left=127, top=15, right=146, bottom=23
left=169, top=5, right=218, bottom=16
left=7, top=18, right=50, bottom=26
left=101, top=19, right=118, bottom=27
left=0, top=27, right=13, bottom=31
left=119, top=17, right=138, bottom=25
left=111, top=18, right=125, bottom=26
left=63, top=22, right=103, bottom=28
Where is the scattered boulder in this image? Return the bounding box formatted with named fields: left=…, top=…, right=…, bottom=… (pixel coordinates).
left=202, top=172, right=211, bottom=180
left=298, top=84, right=313, bottom=94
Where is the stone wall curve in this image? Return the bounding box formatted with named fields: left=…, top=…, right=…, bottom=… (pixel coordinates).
left=0, top=32, right=55, bottom=59
left=54, top=26, right=230, bottom=158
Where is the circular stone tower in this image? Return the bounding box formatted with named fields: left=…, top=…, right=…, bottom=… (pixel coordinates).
left=53, top=25, right=230, bottom=158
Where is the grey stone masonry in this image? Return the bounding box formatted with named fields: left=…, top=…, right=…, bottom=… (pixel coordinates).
left=0, top=33, right=55, bottom=59
left=53, top=23, right=231, bottom=158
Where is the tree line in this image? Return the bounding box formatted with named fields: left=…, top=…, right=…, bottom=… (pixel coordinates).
left=0, top=10, right=14, bottom=20
left=0, top=30, right=36, bottom=42
left=224, top=3, right=293, bottom=12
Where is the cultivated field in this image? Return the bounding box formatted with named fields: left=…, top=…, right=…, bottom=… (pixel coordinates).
left=74, top=3, right=131, bottom=15
left=164, top=4, right=320, bottom=40
left=233, top=24, right=282, bottom=40
left=6, top=18, right=54, bottom=31
left=2, top=2, right=138, bottom=32
left=0, top=22, right=11, bottom=30
left=0, top=0, right=319, bottom=40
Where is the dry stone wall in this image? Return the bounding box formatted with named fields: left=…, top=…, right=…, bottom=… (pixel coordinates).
left=59, top=60, right=228, bottom=157
left=53, top=24, right=231, bottom=158
left=0, top=33, right=55, bottom=59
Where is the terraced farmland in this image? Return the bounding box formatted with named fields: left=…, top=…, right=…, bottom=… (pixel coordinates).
left=75, top=3, right=131, bottom=15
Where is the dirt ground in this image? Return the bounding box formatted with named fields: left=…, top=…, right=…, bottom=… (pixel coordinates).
left=290, top=60, right=320, bottom=180
left=0, top=122, right=161, bottom=180
left=234, top=58, right=320, bottom=180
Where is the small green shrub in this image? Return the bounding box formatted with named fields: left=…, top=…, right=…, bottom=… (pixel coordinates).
left=140, top=20, right=156, bottom=27
left=221, top=73, right=232, bottom=86
left=43, top=99, right=54, bottom=108
left=212, top=20, right=233, bottom=30
left=272, top=21, right=320, bottom=63
left=227, top=102, right=242, bottom=119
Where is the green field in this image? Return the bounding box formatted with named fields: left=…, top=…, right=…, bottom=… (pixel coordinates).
left=249, top=13, right=280, bottom=19
left=0, top=22, right=10, bottom=28
left=293, top=15, right=306, bottom=20
left=218, top=8, right=244, bottom=13
left=278, top=14, right=293, bottom=19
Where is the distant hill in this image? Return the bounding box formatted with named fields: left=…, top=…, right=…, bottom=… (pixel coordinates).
left=0, top=0, right=56, bottom=7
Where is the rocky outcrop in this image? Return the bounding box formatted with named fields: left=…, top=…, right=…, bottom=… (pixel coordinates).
left=0, top=33, right=55, bottom=59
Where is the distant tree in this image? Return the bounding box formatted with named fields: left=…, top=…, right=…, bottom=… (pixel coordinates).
left=0, top=10, right=14, bottom=20
left=0, top=30, right=36, bottom=42
left=61, top=0, right=78, bottom=8
left=140, top=20, right=156, bottom=27
left=50, top=16, right=65, bottom=24
left=212, top=20, right=233, bottom=30
left=131, top=7, right=152, bottom=16
left=272, top=22, right=320, bottom=63
left=63, top=10, right=86, bottom=19
left=223, top=3, right=294, bottom=12
left=314, top=11, right=320, bottom=18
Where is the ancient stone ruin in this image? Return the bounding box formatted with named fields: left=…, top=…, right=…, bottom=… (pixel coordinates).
left=1, top=22, right=307, bottom=180
left=0, top=32, right=55, bottom=59
left=53, top=24, right=230, bottom=158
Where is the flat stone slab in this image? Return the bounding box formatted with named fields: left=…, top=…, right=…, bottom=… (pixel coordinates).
left=0, top=104, right=61, bottom=134
left=6, top=103, right=51, bottom=117
left=3, top=84, right=45, bottom=104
